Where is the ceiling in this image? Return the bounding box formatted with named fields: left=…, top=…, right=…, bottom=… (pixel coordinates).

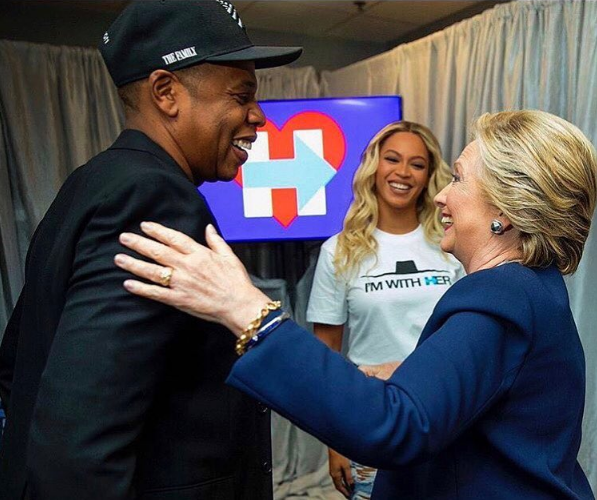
left=233, top=1, right=504, bottom=44
left=9, top=0, right=508, bottom=45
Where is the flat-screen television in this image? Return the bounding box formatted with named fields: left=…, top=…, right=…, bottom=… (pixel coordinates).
left=199, top=95, right=402, bottom=242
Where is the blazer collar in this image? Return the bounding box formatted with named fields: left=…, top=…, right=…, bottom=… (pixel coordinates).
left=110, top=129, right=191, bottom=183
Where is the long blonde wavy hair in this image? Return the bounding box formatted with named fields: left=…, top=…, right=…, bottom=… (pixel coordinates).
left=334, top=121, right=452, bottom=278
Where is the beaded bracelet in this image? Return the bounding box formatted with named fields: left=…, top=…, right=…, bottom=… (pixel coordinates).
left=235, top=301, right=281, bottom=356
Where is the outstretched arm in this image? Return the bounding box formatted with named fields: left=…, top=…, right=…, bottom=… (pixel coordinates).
left=229, top=309, right=527, bottom=469
left=116, top=222, right=532, bottom=469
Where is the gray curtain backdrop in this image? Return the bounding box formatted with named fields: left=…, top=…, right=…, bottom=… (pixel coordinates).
left=322, top=0, right=597, bottom=492
left=0, top=40, right=124, bottom=329
left=0, top=39, right=337, bottom=499
left=2, top=0, right=597, bottom=496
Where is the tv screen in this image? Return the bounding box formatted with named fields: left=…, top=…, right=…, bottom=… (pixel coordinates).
left=199, top=95, right=402, bottom=242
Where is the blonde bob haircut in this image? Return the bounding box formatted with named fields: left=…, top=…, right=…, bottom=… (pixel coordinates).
left=334, top=121, right=452, bottom=278
left=473, top=110, right=597, bottom=275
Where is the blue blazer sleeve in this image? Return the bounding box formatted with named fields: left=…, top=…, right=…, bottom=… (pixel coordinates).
left=227, top=270, right=534, bottom=469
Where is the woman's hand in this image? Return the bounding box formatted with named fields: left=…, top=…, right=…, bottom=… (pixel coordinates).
left=359, top=361, right=401, bottom=381
left=114, top=222, right=271, bottom=337
left=328, top=448, right=354, bottom=498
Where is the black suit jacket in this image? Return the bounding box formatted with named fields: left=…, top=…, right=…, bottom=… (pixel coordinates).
left=0, top=130, right=273, bottom=500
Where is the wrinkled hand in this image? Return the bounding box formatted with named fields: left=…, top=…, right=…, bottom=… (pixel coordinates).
left=328, top=448, right=353, bottom=498
left=114, top=222, right=271, bottom=337
left=359, top=361, right=401, bottom=381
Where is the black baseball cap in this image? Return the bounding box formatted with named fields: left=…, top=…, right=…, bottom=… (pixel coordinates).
left=100, top=0, right=303, bottom=87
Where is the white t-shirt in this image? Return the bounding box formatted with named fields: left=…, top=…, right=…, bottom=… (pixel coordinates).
left=307, top=225, right=465, bottom=366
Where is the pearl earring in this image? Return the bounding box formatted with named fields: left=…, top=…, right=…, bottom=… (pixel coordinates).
left=490, top=219, right=504, bottom=235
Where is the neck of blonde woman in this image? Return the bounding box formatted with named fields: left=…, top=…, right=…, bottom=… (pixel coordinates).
left=377, top=205, right=419, bottom=235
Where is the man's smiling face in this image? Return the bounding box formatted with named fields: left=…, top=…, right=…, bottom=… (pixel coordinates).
left=176, top=61, right=266, bottom=184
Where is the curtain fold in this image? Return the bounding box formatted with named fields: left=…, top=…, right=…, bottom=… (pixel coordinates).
left=321, top=0, right=597, bottom=490
left=0, top=38, right=328, bottom=499
left=0, top=40, right=125, bottom=324
left=0, top=40, right=322, bottom=326
left=257, top=65, right=321, bottom=100
left=2, top=0, right=597, bottom=493
left=0, top=114, right=21, bottom=329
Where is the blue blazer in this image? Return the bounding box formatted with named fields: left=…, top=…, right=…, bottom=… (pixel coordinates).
left=228, top=263, right=594, bottom=499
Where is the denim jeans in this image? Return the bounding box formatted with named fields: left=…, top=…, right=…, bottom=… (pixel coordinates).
left=350, top=461, right=377, bottom=500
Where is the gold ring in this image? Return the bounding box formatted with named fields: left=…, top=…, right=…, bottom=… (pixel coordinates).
left=158, top=267, right=173, bottom=287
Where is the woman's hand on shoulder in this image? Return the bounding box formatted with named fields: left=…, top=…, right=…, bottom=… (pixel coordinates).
left=114, top=222, right=271, bottom=336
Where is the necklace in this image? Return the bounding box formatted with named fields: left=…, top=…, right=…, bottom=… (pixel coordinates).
left=496, top=259, right=522, bottom=267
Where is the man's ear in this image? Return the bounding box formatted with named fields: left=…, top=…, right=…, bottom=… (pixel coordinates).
left=148, top=69, right=182, bottom=118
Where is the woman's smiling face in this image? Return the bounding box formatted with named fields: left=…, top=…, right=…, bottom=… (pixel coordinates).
left=434, top=141, right=498, bottom=269
left=374, top=131, right=430, bottom=220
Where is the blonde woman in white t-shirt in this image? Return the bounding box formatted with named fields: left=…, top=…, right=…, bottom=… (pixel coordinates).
left=307, top=121, right=464, bottom=499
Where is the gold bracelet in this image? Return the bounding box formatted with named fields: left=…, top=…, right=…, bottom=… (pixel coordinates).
left=235, top=301, right=282, bottom=356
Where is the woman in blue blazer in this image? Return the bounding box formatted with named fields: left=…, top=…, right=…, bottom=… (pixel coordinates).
left=115, top=110, right=597, bottom=499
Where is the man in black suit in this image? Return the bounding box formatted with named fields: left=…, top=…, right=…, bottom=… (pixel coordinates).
left=0, top=2, right=301, bottom=499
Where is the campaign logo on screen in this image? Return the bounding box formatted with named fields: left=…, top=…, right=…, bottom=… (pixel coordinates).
left=235, top=112, right=346, bottom=228
left=199, top=96, right=402, bottom=242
